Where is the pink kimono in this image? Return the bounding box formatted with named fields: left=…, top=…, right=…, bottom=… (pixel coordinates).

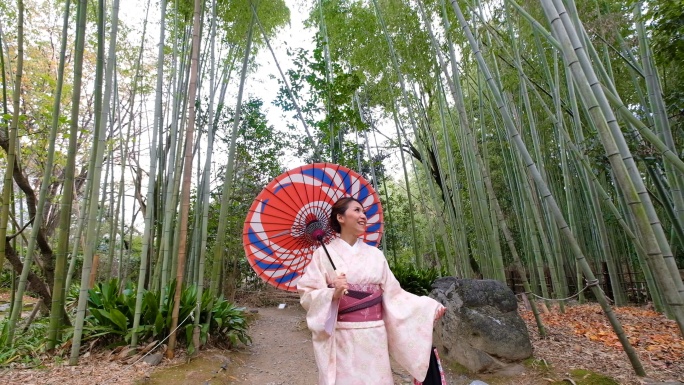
left=297, top=238, right=441, bottom=385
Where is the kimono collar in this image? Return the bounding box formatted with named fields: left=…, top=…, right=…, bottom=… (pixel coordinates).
left=334, top=237, right=362, bottom=253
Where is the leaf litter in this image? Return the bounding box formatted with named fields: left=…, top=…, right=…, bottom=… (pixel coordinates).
left=521, top=303, right=684, bottom=384
left=1, top=302, right=683, bottom=384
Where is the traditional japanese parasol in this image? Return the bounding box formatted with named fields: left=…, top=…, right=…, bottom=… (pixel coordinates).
left=242, top=163, right=384, bottom=292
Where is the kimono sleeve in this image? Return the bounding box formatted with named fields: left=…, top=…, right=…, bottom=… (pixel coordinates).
left=297, top=247, right=338, bottom=336
left=380, top=255, right=441, bottom=382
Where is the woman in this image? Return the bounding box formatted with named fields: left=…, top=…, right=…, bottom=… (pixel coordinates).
left=297, top=197, right=446, bottom=385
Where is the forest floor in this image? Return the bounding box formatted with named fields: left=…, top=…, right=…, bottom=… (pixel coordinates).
left=1, top=289, right=683, bottom=385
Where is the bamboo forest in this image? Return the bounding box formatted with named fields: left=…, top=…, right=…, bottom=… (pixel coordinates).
left=0, top=0, right=682, bottom=383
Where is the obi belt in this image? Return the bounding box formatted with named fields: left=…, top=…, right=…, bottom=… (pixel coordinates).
left=338, top=284, right=383, bottom=322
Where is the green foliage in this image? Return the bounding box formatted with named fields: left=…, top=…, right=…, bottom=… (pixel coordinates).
left=273, top=37, right=389, bottom=179
left=647, top=0, right=684, bottom=65
left=389, top=261, right=443, bottom=296
left=309, top=0, right=434, bottom=91
left=0, top=318, right=48, bottom=366
left=81, top=279, right=250, bottom=349
left=645, top=0, right=684, bottom=135
left=0, top=270, right=12, bottom=289
left=0, top=279, right=250, bottom=365
left=83, top=279, right=135, bottom=338
left=273, top=37, right=369, bottom=166
left=216, top=0, right=290, bottom=48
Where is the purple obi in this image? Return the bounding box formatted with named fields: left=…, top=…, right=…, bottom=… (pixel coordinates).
left=337, top=284, right=383, bottom=322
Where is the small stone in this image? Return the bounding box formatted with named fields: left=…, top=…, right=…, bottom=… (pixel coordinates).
left=143, top=353, right=163, bottom=366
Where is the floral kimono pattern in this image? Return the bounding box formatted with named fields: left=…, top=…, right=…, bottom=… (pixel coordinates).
left=298, top=238, right=441, bottom=385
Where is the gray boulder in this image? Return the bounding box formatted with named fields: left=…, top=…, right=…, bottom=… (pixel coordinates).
left=430, top=277, right=532, bottom=373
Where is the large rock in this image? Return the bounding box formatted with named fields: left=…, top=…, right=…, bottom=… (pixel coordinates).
left=430, top=277, right=532, bottom=373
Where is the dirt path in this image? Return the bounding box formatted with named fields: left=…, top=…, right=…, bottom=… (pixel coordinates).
left=214, top=304, right=485, bottom=385
left=145, top=304, right=479, bottom=385
left=229, top=305, right=318, bottom=384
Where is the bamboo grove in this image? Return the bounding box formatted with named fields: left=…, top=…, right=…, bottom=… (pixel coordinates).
left=0, top=0, right=681, bottom=376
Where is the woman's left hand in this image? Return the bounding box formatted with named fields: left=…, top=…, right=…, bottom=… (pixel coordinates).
left=434, top=305, right=446, bottom=321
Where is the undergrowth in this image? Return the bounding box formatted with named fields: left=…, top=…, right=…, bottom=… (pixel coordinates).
left=0, top=279, right=251, bottom=366
left=390, top=262, right=444, bottom=295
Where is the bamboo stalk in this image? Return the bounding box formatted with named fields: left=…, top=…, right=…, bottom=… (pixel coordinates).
left=542, top=0, right=684, bottom=333
left=449, top=0, right=644, bottom=373
left=131, top=0, right=167, bottom=348
left=70, top=0, right=121, bottom=363
left=166, top=0, right=204, bottom=358
left=2, top=0, right=25, bottom=345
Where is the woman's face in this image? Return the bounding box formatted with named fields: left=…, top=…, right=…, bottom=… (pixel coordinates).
left=337, top=200, right=367, bottom=237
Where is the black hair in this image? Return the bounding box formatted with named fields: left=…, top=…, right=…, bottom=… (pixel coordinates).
left=329, top=197, right=363, bottom=233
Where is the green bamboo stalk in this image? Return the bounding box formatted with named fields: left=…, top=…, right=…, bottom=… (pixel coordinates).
left=316, top=0, right=335, bottom=162
left=407, top=89, right=454, bottom=271
left=435, top=84, right=468, bottom=276
left=368, top=123, right=398, bottom=263
left=166, top=0, right=204, bottom=357
left=450, top=0, right=644, bottom=372
left=159, top=30, right=191, bottom=297
left=0, top=20, right=7, bottom=120
left=46, top=0, right=73, bottom=350
left=2, top=0, right=24, bottom=344
left=647, top=165, right=684, bottom=249
left=419, top=0, right=546, bottom=334
left=634, top=3, right=684, bottom=231
left=130, top=0, right=167, bottom=348
left=561, top=66, right=624, bottom=306
left=193, top=61, right=216, bottom=351
left=208, top=9, right=255, bottom=319
left=544, top=0, right=684, bottom=331
left=371, top=0, right=436, bottom=267
left=550, top=51, right=572, bottom=308
left=117, top=0, right=151, bottom=286
left=108, top=112, right=121, bottom=277
left=70, top=0, right=120, bottom=363
left=115, top=86, right=131, bottom=284
left=389, top=106, right=422, bottom=266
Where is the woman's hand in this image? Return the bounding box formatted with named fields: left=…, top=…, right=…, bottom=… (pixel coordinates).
left=332, top=273, right=348, bottom=300
left=434, top=304, right=446, bottom=321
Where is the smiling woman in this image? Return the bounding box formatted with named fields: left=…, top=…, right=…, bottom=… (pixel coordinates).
left=297, top=196, right=446, bottom=385
left=330, top=197, right=367, bottom=249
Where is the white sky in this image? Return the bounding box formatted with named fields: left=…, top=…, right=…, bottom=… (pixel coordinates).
left=117, top=0, right=318, bottom=168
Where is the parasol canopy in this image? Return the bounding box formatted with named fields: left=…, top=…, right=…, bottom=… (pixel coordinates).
left=242, top=163, right=384, bottom=292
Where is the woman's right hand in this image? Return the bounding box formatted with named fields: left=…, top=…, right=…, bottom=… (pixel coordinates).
left=332, top=273, right=348, bottom=300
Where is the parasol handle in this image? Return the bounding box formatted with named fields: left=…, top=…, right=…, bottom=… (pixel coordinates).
left=313, top=229, right=347, bottom=295
left=319, top=241, right=337, bottom=271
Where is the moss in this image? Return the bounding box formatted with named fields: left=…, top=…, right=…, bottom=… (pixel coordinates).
left=448, top=361, right=471, bottom=374
left=567, top=369, right=620, bottom=385
left=522, top=357, right=552, bottom=374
